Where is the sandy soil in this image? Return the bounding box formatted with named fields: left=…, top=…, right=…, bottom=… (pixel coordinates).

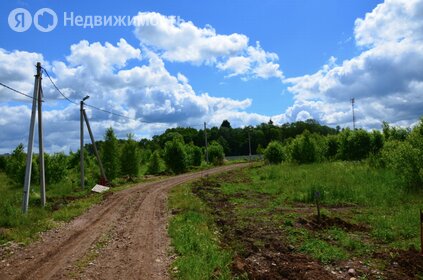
left=0, top=164, right=247, bottom=280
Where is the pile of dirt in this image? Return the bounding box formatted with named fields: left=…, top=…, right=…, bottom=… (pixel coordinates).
left=194, top=174, right=335, bottom=280
left=297, top=214, right=369, bottom=231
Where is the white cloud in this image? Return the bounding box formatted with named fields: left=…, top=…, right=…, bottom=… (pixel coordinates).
left=133, top=12, right=283, bottom=80
left=284, top=0, right=423, bottom=129
left=0, top=40, right=271, bottom=153
left=217, top=42, right=284, bottom=80
left=0, top=49, right=45, bottom=102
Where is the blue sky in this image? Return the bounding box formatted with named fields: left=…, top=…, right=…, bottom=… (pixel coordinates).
left=0, top=0, right=422, bottom=153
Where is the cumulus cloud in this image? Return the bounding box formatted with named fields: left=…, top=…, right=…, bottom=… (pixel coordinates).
left=133, top=12, right=283, bottom=80
left=284, top=0, right=423, bottom=129
left=0, top=40, right=270, bottom=153
left=0, top=49, right=45, bottom=102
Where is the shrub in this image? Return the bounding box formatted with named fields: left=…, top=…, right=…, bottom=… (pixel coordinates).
left=264, top=141, right=285, bottom=164
left=0, top=155, right=6, bottom=171
left=6, top=144, right=26, bottom=184
left=191, top=145, right=203, bottom=167
left=290, top=131, right=323, bottom=164
left=381, top=140, right=422, bottom=189
left=45, top=153, right=68, bottom=184
left=338, top=129, right=372, bottom=161
left=164, top=139, right=188, bottom=174
left=208, top=142, right=225, bottom=166
left=381, top=118, right=423, bottom=189
left=326, top=135, right=339, bottom=160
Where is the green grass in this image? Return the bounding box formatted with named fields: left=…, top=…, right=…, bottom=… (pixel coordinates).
left=168, top=183, right=234, bottom=280
left=0, top=173, right=106, bottom=244
left=181, top=161, right=423, bottom=275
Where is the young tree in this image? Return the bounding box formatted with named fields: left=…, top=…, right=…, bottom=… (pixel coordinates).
left=45, top=153, right=68, bottom=184
left=264, top=141, right=285, bottom=164
left=164, top=138, right=188, bottom=174
left=120, top=134, right=140, bottom=178
left=147, top=150, right=163, bottom=175
left=6, top=143, right=26, bottom=184
left=101, top=127, right=120, bottom=180
left=208, top=141, right=225, bottom=166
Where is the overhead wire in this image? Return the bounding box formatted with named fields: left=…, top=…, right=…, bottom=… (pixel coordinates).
left=0, top=82, right=40, bottom=101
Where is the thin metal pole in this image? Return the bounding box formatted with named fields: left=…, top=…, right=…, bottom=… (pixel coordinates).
left=22, top=62, right=41, bottom=213
left=80, top=101, right=85, bottom=189
left=37, top=63, right=46, bottom=207
left=204, top=122, right=209, bottom=164
left=248, top=129, right=252, bottom=162
left=83, top=109, right=107, bottom=182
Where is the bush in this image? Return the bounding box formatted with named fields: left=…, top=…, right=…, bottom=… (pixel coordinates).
left=45, top=153, right=68, bottom=184
left=0, top=155, right=6, bottom=171
left=290, top=131, right=323, bottom=164
left=381, top=140, right=422, bottom=189
left=208, top=142, right=225, bottom=166
left=338, top=129, right=372, bottom=161
left=326, top=135, right=339, bottom=160
left=264, top=141, right=285, bottom=164
left=147, top=151, right=163, bottom=175
left=190, top=145, right=203, bottom=167
left=381, top=119, right=423, bottom=189
left=164, top=139, right=188, bottom=174
left=6, top=144, right=26, bottom=184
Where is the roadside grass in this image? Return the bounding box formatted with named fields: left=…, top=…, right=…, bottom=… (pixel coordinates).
left=168, top=183, right=233, bottom=280
left=188, top=162, right=423, bottom=271
left=0, top=173, right=106, bottom=244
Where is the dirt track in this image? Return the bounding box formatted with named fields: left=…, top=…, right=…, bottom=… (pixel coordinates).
left=0, top=164, right=247, bottom=280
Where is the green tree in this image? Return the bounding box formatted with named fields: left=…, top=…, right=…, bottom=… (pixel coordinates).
left=264, top=141, right=285, bottom=164
left=45, top=153, right=68, bottom=184
left=290, top=131, right=319, bottom=164
left=120, top=134, right=140, bottom=177
left=338, top=129, right=372, bottom=161
left=164, top=138, right=188, bottom=174
left=0, top=155, right=6, bottom=171
left=147, top=151, right=163, bottom=175
left=6, top=143, right=26, bottom=184
left=101, top=127, right=120, bottom=180
left=208, top=141, right=225, bottom=166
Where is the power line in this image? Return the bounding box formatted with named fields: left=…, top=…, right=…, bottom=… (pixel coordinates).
left=42, top=67, right=78, bottom=105
left=0, top=82, right=41, bottom=101
left=41, top=67, right=207, bottom=127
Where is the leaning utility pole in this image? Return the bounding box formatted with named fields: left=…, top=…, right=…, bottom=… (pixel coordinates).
left=204, top=122, right=209, bottom=164
left=80, top=95, right=107, bottom=188
left=22, top=62, right=45, bottom=213
left=82, top=109, right=107, bottom=182
left=351, top=98, right=356, bottom=130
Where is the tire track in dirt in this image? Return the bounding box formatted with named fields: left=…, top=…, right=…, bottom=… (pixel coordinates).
left=0, top=164, right=248, bottom=280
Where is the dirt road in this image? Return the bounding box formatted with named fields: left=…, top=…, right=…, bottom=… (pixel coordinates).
left=0, top=164, right=247, bottom=280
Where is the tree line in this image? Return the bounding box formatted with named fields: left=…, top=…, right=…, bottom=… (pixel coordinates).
left=0, top=118, right=421, bottom=190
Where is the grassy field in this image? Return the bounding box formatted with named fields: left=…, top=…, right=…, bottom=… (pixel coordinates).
left=168, top=162, right=423, bottom=279
left=0, top=167, right=153, bottom=245
left=168, top=183, right=234, bottom=280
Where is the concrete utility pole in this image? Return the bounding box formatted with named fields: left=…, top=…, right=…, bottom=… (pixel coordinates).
left=38, top=67, right=46, bottom=207
left=204, top=122, right=209, bottom=164
left=22, top=62, right=44, bottom=213
left=80, top=96, right=89, bottom=189
left=351, top=98, right=356, bottom=130
left=82, top=109, right=107, bottom=182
